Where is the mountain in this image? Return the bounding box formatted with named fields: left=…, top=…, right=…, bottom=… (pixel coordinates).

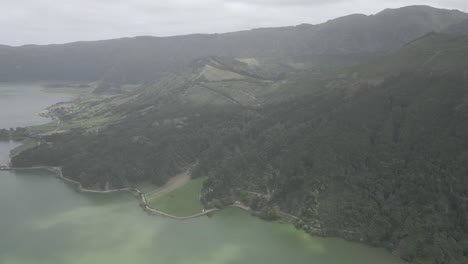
left=195, top=34, right=468, bottom=264
left=308, top=5, right=468, bottom=54
left=347, top=32, right=468, bottom=80
left=8, top=6, right=468, bottom=264
left=0, top=6, right=467, bottom=85
left=444, top=19, right=468, bottom=36
left=12, top=29, right=468, bottom=264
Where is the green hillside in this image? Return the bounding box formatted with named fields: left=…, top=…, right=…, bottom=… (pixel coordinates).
left=0, top=6, right=466, bottom=87
left=9, top=8, right=468, bottom=264
left=349, top=33, right=468, bottom=79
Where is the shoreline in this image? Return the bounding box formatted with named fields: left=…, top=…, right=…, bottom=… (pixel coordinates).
left=11, top=167, right=378, bottom=253
left=10, top=166, right=252, bottom=220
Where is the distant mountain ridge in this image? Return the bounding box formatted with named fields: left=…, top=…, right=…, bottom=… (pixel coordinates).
left=444, top=19, right=468, bottom=36
left=0, top=5, right=467, bottom=84
left=11, top=6, right=468, bottom=264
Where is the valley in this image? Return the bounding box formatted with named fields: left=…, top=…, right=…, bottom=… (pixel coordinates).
left=2, top=5, right=468, bottom=264
left=0, top=83, right=404, bottom=264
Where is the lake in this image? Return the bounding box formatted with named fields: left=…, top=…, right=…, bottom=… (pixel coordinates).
left=0, top=83, right=76, bottom=129
left=0, top=83, right=403, bottom=264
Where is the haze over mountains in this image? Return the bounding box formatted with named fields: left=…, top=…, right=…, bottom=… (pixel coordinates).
left=6, top=5, right=468, bottom=264
left=0, top=5, right=467, bottom=84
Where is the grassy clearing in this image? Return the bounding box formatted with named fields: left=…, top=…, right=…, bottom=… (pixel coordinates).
left=28, top=114, right=122, bottom=135
left=62, top=115, right=122, bottom=132
left=148, top=177, right=206, bottom=217
left=10, top=139, right=39, bottom=158
left=28, top=122, right=60, bottom=134
left=135, top=182, right=159, bottom=194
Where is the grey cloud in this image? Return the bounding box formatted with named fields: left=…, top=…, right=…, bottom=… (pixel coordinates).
left=227, top=0, right=346, bottom=7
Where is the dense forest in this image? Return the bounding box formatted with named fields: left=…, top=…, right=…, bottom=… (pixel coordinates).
left=0, top=127, right=29, bottom=140
left=9, top=6, right=468, bottom=264
left=13, top=72, right=468, bottom=264
left=197, top=72, right=468, bottom=263
left=0, top=6, right=466, bottom=86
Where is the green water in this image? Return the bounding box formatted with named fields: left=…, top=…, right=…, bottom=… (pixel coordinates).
left=0, top=84, right=403, bottom=264
left=0, top=83, right=75, bottom=129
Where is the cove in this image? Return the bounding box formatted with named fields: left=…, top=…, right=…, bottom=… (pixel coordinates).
left=0, top=83, right=403, bottom=264
left=0, top=83, right=76, bottom=129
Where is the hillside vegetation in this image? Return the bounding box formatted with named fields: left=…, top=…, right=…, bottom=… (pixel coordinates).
left=9, top=6, right=468, bottom=264
left=1, top=6, right=466, bottom=87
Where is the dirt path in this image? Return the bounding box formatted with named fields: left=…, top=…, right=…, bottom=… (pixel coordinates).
left=423, top=50, right=442, bottom=67
left=146, top=170, right=191, bottom=199
left=230, top=203, right=252, bottom=211
left=37, top=130, right=68, bottom=137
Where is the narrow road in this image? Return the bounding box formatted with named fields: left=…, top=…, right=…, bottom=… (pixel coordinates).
left=11, top=166, right=220, bottom=220
left=146, top=170, right=191, bottom=199
left=423, top=50, right=442, bottom=67
left=144, top=206, right=219, bottom=220
left=10, top=166, right=301, bottom=222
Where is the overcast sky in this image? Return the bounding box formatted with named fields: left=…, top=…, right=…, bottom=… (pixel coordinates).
left=2, top=0, right=467, bottom=46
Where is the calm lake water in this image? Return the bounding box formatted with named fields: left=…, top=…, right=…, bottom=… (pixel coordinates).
left=0, top=83, right=403, bottom=264
left=0, top=83, right=75, bottom=129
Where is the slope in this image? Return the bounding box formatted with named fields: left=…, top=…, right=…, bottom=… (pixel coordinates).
left=10, top=15, right=468, bottom=264
left=0, top=6, right=466, bottom=85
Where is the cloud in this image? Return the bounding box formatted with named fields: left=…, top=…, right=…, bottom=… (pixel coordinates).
left=0, top=0, right=467, bottom=46
left=227, top=0, right=346, bottom=6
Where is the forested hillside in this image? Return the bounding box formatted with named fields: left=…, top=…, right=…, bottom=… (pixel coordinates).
left=12, top=30, right=468, bottom=263
left=0, top=6, right=466, bottom=85
left=197, top=72, right=468, bottom=264
left=9, top=6, right=468, bottom=264
left=445, top=19, right=468, bottom=36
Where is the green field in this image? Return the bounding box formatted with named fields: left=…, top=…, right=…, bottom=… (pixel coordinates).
left=148, top=177, right=206, bottom=217
left=10, top=139, right=39, bottom=158
left=135, top=181, right=158, bottom=193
